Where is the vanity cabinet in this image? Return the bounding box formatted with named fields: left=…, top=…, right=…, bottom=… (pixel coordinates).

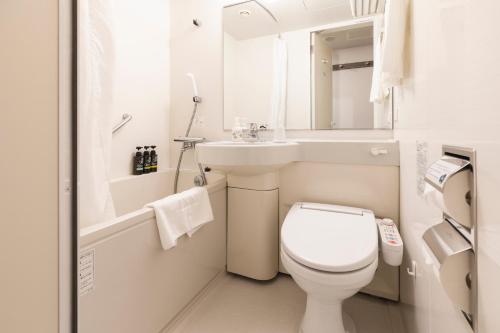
left=227, top=173, right=279, bottom=280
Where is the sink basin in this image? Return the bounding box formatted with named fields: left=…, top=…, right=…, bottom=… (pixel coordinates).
left=196, top=141, right=300, bottom=175
left=201, top=141, right=284, bottom=147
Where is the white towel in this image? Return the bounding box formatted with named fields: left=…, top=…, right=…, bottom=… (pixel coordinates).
left=380, top=0, right=409, bottom=86
left=370, top=15, right=386, bottom=103
left=145, top=187, right=214, bottom=250
left=371, top=0, right=409, bottom=103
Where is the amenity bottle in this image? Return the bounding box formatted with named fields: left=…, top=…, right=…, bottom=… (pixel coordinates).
left=133, top=146, right=144, bottom=175
left=143, top=146, right=151, bottom=174
left=151, top=145, right=158, bottom=172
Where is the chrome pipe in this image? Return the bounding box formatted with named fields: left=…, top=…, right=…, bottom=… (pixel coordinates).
left=184, top=99, right=200, bottom=137
left=173, top=149, right=184, bottom=194
left=173, top=98, right=207, bottom=194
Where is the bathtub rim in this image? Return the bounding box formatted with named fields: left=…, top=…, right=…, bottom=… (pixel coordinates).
left=80, top=172, right=226, bottom=247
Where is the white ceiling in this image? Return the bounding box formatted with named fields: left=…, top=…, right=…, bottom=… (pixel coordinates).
left=320, top=24, right=373, bottom=49
left=224, top=0, right=353, bottom=40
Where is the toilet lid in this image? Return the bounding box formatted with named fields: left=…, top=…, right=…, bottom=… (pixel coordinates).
left=281, top=203, right=378, bottom=273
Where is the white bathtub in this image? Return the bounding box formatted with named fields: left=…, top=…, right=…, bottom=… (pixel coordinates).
left=79, top=170, right=227, bottom=333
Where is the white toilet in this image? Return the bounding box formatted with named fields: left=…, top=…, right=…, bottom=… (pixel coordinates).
left=281, top=202, right=379, bottom=333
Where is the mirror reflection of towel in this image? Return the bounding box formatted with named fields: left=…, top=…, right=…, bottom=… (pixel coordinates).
left=371, top=0, right=409, bottom=104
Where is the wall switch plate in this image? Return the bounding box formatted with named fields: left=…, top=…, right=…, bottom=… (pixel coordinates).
left=416, top=141, right=428, bottom=196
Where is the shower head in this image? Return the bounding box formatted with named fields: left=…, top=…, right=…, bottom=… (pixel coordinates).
left=186, top=73, right=199, bottom=98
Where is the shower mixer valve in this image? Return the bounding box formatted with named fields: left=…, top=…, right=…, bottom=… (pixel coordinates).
left=173, top=137, right=205, bottom=151
left=173, top=72, right=207, bottom=193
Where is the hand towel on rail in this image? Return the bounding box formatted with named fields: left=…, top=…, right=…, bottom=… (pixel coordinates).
left=145, top=187, right=214, bottom=250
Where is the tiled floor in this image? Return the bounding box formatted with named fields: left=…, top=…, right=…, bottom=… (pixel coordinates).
left=168, top=273, right=406, bottom=333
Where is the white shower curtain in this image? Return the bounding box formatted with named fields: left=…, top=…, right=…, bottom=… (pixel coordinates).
left=78, top=0, right=116, bottom=228
left=270, top=36, right=288, bottom=142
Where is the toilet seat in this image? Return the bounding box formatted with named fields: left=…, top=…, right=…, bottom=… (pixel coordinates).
left=281, top=246, right=379, bottom=288
left=281, top=202, right=378, bottom=273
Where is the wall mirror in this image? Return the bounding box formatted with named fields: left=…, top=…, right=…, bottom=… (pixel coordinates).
left=223, top=0, right=393, bottom=130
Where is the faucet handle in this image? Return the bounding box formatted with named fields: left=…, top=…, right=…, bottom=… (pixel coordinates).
left=248, top=122, right=259, bottom=131
left=243, top=122, right=259, bottom=141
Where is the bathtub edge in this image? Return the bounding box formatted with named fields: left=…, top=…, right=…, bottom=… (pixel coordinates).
left=80, top=176, right=227, bottom=247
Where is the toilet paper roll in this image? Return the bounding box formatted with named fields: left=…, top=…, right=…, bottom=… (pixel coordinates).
left=424, top=170, right=472, bottom=228
left=439, top=249, right=473, bottom=314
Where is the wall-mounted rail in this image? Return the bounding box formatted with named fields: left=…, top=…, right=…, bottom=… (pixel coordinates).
left=332, top=60, right=373, bottom=71
left=112, top=113, right=132, bottom=134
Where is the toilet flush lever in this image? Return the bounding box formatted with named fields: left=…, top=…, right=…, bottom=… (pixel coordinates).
left=371, top=147, right=389, bottom=156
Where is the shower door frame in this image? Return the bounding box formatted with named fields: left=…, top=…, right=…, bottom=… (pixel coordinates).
left=59, top=0, right=78, bottom=332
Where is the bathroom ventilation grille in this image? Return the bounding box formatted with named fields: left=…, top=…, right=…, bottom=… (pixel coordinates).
left=349, top=0, right=386, bottom=17
left=302, top=0, right=347, bottom=11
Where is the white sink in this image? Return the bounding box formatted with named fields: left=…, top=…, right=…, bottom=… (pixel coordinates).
left=196, top=141, right=300, bottom=176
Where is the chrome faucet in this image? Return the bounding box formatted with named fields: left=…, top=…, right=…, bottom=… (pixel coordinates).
left=248, top=122, right=259, bottom=140
left=243, top=123, right=267, bottom=141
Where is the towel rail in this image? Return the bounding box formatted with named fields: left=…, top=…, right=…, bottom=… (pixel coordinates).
left=332, top=60, right=373, bottom=71
left=112, top=113, right=132, bottom=134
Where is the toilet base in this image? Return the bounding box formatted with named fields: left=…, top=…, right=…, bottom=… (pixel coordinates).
left=300, top=297, right=357, bottom=333
left=343, top=312, right=356, bottom=333
left=280, top=248, right=377, bottom=333
left=300, top=311, right=356, bottom=333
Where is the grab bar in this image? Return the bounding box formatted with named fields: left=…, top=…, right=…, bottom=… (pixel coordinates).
left=112, top=113, right=132, bottom=134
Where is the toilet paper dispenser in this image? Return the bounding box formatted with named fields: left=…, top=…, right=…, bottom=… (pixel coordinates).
left=424, top=154, right=472, bottom=229
left=423, top=145, right=477, bottom=331
left=423, top=221, right=473, bottom=313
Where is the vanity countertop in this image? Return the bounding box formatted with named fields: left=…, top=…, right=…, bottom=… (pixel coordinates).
left=199, top=139, right=400, bottom=167
left=293, top=140, right=400, bottom=166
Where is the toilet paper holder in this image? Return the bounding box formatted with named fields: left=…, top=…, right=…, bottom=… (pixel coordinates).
left=424, top=148, right=473, bottom=231
left=423, top=145, right=477, bottom=331
left=423, top=221, right=472, bottom=265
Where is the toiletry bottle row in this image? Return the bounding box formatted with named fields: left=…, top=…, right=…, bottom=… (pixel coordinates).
left=133, top=146, right=158, bottom=175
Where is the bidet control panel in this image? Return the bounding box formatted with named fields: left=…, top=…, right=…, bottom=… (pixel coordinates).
left=376, top=218, right=403, bottom=266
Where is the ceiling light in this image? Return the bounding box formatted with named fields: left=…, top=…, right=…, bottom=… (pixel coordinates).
left=239, top=9, right=252, bottom=17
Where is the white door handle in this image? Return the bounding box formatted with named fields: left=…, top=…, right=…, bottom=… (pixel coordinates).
left=407, top=260, right=417, bottom=278
left=371, top=147, right=389, bottom=156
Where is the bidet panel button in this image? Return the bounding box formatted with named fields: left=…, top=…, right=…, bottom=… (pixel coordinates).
left=376, top=218, right=403, bottom=266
